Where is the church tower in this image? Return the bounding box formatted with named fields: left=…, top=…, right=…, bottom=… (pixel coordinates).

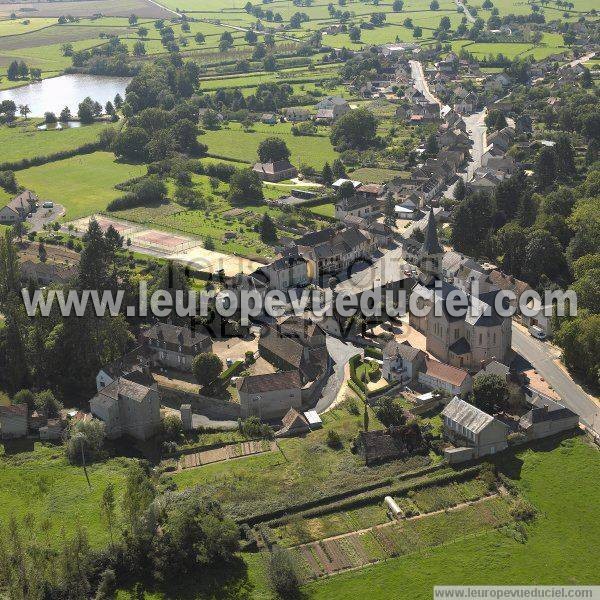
left=418, top=208, right=444, bottom=284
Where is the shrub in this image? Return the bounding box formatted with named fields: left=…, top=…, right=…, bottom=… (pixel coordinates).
left=510, top=497, right=537, bottom=522
left=326, top=429, right=342, bottom=449
left=65, top=418, right=105, bottom=465
left=267, top=546, right=301, bottom=599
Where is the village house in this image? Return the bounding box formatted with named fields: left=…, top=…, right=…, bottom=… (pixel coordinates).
left=0, top=404, right=28, bottom=439
left=238, top=370, right=302, bottom=421
left=252, top=159, right=298, bottom=183
left=334, top=194, right=379, bottom=221
left=442, top=396, right=509, bottom=461
left=519, top=392, right=579, bottom=441
left=282, top=107, right=310, bottom=122
left=275, top=407, right=312, bottom=437
left=96, top=345, right=155, bottom=391
left=314, top=96, right=350, bottom=123
left=90, top=377, right=161, bottom=441
left=0, top=190, right=38, bottom=224
left=417, top=357, right=473, bottom=396
left=292, top=225, right=376, bottom=280
left=261, top=113, right=278, bottom=125
left=382, top=341, right=426, bottom=385
left=252, top=254, right=308, bottom=290
left=258, top=323, right=329, bottom=385
left=143, top=322, right=212, bottom=373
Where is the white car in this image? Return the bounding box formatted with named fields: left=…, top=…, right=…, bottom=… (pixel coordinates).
left=528, top=325, right=546, bottom=340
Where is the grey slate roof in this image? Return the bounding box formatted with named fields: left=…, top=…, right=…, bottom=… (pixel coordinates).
left=442, top=396, right=497, bottom=434
left=238, top=370, right=301, bottom=394
left=384, top=340, right=424, bottom=362
left=421, top=208, right=443, bottom=255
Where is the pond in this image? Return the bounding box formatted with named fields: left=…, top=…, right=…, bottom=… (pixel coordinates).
left=0, top=74, right=131, bottom=117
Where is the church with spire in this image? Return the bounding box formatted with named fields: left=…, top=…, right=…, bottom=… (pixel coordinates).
left=407, top=209, right=512, bottom=372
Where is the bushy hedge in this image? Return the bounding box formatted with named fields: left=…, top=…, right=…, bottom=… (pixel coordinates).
left=267, top=466, right=483, bottom=524
left=254, top=463, right=449, bottom=527
left=219, top=360, right=244, bottom=381
left=365, top=346, right=383, bottom=360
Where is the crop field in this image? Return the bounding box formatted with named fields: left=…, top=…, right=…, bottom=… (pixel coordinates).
left=290, top=496, right=512, bottom=580
left=0, top=121, right=110, bottom=164
left=0, top=16, right=57, bottom=36
left=274, top=472, right=493, bottom=547
left=0, top=443, right=133, bottom=549
left=200, top=122, right=338, bottom=169
left=16, top=151, right=146, bottom=220
left=0, top=0, right=173, bottom=19
left=0, top=36, right=107, bottom=71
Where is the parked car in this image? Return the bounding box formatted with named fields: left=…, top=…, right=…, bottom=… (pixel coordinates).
left=42, top=201, right=54, bottom=208
left=528, top=325, right=546, bottom=340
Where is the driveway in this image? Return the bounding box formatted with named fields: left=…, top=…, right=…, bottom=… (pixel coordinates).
left=512, top=324, right=600, bottom=433
left=313, top=335, right=362, bottom=413
left=28, top=204, right=64, bottom=232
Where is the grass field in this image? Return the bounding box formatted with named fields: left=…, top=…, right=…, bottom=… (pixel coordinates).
left=0, top=443, right=132, bottom=548
left=16, top=151, right=146, bottom=220
left=200, top=122, right=338, bottom=170
left=305, top=436, right=600, bottom=599
left=0, top=121, right=110, bottom=164
left=169, top=402, right=431, bottom=522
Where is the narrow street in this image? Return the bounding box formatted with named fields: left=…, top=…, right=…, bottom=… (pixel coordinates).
left=456, top=0, right=476, bottom=23
left=409, top=60, right=442, bottom=106
left=512, top=324, right=600, bottom=434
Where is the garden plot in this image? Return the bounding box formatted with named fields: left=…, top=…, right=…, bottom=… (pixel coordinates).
left=177, top=440, right=277, bottom=470
left=290, top=495, right=513, bottom=580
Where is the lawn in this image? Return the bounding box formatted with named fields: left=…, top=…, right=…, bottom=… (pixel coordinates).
left=304, top=436, right=600, bottom=599
left=0, top=121, right=111, bottom=165
left=16, top=151, right=146, bottom=220
left=199, top=122, right=338, bottom=170
left=0, top=443, right=133, bottom=548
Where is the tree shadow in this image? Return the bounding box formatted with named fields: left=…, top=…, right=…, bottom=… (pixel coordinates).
left=121, top=557, right=255, bottom=600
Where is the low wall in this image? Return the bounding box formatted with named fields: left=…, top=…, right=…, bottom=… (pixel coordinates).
left=159, top=386, right=241, bottom=420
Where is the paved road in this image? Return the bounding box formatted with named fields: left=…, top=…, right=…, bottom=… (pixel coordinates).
left=456, top=0, right=476, bottom=23
left=463, top=109, right=487, bottom=180
left=512, top=325, right=600, bottom=433
left=562, top=51, right=595, bottom=69
left=314, top=335, right=362, bottom=413
left=409, top=60, right=441, bottom=106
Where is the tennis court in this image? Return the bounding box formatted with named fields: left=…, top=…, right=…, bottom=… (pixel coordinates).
left=130, top=229, right=200, bottom=253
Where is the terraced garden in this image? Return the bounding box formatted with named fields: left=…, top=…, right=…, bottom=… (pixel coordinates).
left=290, top=496, right=513, bottom=580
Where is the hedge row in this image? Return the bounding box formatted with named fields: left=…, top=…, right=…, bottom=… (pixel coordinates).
left=0, top=141, right=104, bottom=172
left=241, top=462, right=448, bottom=526
left=365, top=346, right=383, bottom=360
left=267, top=465, right=483, bottom=526
left=347, top=379, right=365, bottom=400
left=219, top=360, right=244, bottom=381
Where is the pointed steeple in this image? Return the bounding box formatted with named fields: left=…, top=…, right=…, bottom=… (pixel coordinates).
left=421, top=208, right=443, bottom=255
